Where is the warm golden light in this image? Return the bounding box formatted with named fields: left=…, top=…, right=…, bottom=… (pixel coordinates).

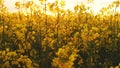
left=4, top=0, right=120, bottom=13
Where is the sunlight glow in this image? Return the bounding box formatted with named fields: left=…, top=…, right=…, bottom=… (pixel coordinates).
left=48, top=0, right=55, bottom=3
left=4, top=0, right=120, bottom=14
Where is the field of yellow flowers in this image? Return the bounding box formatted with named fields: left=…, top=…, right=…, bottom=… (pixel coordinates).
left=0, top=0, right=120, bottom=68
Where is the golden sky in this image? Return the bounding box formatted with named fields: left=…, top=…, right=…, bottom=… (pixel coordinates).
left=4, top=0, right=119, bottom=13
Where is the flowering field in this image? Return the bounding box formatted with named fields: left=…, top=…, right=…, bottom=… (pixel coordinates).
left=0, top=0, right=120, bottom=68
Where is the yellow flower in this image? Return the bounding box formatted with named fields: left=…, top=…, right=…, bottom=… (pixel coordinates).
left=69, top=54, right=75, bottom=61
left=31, top=36, right=35, bottom=40
left=15, top=1, right=20, bottom=7
left=117, top=33, right=120, bottom=37
left=92, top=27, right=98, bottom=31
left=32, top=31, right=36, bottom=35
left=57, top=48, right=64, bottom=56
left=5, top=25, right=8, bottom=29
left=6, top=48, right=10, bottom=52
left=95, top=33, right=99, bottom=38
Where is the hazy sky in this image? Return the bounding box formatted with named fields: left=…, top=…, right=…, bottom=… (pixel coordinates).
left=4, top=0, right=118, bottom=13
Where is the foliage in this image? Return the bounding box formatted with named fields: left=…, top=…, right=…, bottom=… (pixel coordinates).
left=0, top=0, right=120, bottom=68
